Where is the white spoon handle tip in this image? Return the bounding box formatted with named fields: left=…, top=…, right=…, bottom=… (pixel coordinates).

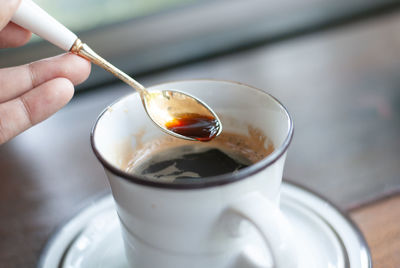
left=11, top=0, right=77, bottom=51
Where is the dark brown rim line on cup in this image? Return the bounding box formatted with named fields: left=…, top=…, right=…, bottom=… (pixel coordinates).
left=90, top=79, right=294, bottom=189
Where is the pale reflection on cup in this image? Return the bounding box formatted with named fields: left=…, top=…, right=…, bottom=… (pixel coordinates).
left=91, top=80, right=296, bottom=268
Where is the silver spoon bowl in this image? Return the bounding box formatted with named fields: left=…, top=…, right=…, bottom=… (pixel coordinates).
left=71, top=40, right=222, bottom=141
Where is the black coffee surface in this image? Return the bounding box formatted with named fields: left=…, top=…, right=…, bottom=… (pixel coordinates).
left=132, top=146, right=250, bottom=182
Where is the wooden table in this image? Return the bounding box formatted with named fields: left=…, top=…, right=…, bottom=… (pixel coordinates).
left=1, top=8, right=400, bottom=268
left=350, top=194, right=400, bottom=267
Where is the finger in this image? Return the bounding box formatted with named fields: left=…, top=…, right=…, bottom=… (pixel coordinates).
left=0, top=77, right=74, bottom=144
left=0, top=0, right=20, bottom=30
left=0, top=53, right=91, bottom=103
left=0, top=22, right=31, bottom=48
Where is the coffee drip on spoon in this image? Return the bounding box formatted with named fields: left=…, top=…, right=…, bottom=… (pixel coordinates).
left=11, top=0, right=222, bottom=142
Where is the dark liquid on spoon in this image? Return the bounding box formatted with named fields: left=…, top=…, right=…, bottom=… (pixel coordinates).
left=165, top=113, right=220, bottom=141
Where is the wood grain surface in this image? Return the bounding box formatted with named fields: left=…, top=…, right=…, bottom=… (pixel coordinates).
left=351, top=194, right=400, bottom=268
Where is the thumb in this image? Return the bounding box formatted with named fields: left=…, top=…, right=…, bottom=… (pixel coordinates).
left=0, top=0, right=21, bottom=30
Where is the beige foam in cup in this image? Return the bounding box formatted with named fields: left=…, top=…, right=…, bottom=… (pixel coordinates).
left=117, top=124, right=274, bottom=180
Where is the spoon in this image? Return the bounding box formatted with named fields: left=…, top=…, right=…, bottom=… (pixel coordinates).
left=11, top=0, right=222, bottom=141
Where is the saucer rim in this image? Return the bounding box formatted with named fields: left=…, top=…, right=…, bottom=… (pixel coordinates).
left=285, top=179, right=371, bottom=268
left=37, top=181, right=372, bottom=268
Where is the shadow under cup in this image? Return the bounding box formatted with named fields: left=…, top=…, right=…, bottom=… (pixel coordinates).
left=90, top=80, right=293, bottom=267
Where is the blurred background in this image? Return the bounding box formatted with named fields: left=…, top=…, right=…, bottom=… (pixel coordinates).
left=2, top=0, right=400, bottom=89
left=1, top=0, right=400, bottom=267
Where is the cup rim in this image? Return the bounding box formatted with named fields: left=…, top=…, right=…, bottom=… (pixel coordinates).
left=90, top=79, right=294, bottom=189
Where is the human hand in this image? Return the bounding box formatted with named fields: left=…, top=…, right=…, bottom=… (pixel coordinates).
left=0, top=0, right=91, bottom=144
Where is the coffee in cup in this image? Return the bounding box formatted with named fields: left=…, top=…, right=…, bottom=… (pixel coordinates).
left=91, top=80, right=296, bottom=268
left=119, top=127, right=274, bottom=183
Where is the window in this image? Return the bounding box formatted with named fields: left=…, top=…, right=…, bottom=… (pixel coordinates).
left=1, top=0, right=398, bottom=90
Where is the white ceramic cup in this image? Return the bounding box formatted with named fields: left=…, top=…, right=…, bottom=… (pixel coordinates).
left=91, top=80, right=296, bottom=268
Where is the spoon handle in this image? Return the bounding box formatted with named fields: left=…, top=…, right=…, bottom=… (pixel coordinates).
left=11, top=0, right=77, bottom=51
left=11, top=0, right=147, bottom=94
left=71, top=39, right=147, bottom=94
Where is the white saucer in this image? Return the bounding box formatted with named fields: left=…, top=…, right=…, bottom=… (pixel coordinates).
left=38, top=182, right=371, bottom=268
